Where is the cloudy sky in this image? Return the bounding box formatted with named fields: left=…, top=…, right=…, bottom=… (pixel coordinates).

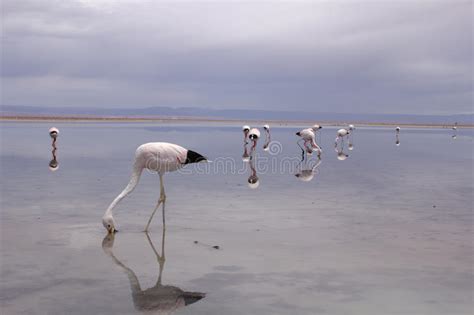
left=2, top=0, right=472, bottom=114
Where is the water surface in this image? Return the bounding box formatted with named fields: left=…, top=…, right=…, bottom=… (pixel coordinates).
left=1, top=122, right=472, bottom=314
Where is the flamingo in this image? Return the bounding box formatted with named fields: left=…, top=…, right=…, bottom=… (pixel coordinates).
left=248, top=128, right=260, bottom=150
left=242, top=125, right=250, bottom=143
left=452, top=122, right=458, bottom=139
left=347, top=125, right=355, bottom=150
left=49, top=127, right=59, bottom=145
left=335, top=128, right=350, bottom=147
left=394, top=127, right=401, bottom=146
left=263, top=124, right=271, bottom=151
left=102, top=142, right=207, bottom=233
left=296, top=124, right=322, bottom=156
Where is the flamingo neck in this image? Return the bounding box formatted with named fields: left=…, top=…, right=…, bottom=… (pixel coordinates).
left=104, top=162, right=143, bottom=218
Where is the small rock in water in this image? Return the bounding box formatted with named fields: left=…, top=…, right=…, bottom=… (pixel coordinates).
left=212, top=245, right=220, bottom=250
left=194, top=241, right=198, bottom=244
left=432, top=205, right=436, bottom=208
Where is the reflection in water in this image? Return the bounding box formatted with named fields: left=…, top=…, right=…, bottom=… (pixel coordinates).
left=348, top=125, right=355, bottom=151
left=242, top=141, right=250, bottom=162
left=263, top=124, right=271, bottom=151
left=247, top=151, right=259, bottom=189
left=241, top=133, right=261, bottom=188
left=295, top=148, right=322, bottom=182
left=49, top=145, right=59, bottom=171
left=334, top=129, right=350, bottom=160
left=48, top=127, right=59, bottom=171
left=102, top=230, right=205, bottom=314
left=334, top=143, right=349, bottom=161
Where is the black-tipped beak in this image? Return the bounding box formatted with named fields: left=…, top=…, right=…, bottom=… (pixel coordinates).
left=185, top=150, right=207, bottom=164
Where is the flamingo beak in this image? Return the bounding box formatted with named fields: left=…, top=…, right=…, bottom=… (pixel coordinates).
left=107, top=227, right=117, bottom=234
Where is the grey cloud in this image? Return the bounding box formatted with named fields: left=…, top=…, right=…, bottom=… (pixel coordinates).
left=1, top=0, right=472, bottom=114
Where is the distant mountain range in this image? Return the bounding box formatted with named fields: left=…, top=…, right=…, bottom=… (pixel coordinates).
left=1, top=105, right=472, bottom=125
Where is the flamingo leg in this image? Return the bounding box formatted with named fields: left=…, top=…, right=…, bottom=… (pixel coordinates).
left=144, top=174, right=166, bottom=232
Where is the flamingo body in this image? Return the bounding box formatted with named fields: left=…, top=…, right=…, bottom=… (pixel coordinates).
left=337, top=129, right=349, bottom=137
left=248, top=128, right=260, bottom=140
left=296, top=128, right=315, bottom=140
left=49, top=127, right=59, bottom=138
left=297, top=128, right=322, bottom=154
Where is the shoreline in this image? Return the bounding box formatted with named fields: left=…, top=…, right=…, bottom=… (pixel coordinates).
left=1, top=115, right=472, bottom=128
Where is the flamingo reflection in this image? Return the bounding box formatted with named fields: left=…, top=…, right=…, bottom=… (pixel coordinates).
left=247, top=151, right=259, bottom=189
left=102, top=230, right=205, bottom=314
left=334, top=142, right=349, bottom=161
left=295, top=147, right=322, bottom=182
left=263, top=124, right=271, bottom=151
left=242, top=141, right=251, bottom=162
left=49, top=145, right=59, bottom=171
left=334, top=128, right=350, bottom=160
left=242, top=125, right=250, bottom=144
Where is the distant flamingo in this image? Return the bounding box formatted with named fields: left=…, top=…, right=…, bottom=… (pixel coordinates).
left=335, top=128, right=350, bottom=147
left=395, top=127, right=401, bottom=146
left=248, top=128, right=260, bottom=150
left=296, top=124, right=322, bottom=156
left=49, top=127, right=59, bottom=145
left=242, top=125, right=250, bottom=143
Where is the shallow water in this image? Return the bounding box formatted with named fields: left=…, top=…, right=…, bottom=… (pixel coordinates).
left=1, top=122, right=472, bottom=315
